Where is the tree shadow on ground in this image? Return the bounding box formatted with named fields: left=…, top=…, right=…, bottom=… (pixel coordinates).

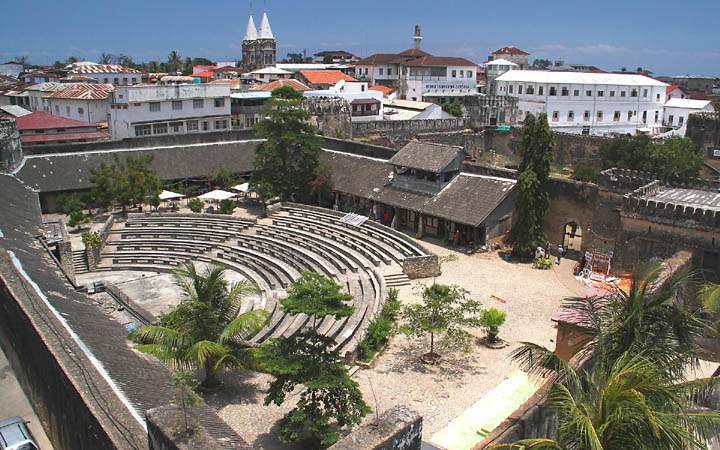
left=253, top=421, right=308, bottom=450
left=202, top=369, right=267, bottom=408
left=379, top=339, right=488, bottom=382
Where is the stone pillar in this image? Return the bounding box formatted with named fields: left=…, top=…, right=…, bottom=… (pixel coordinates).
left=56, top=240, right=75, bottom=281
left=0, top=118, right=23, bottom=173
left=85, top=245, right=100, bottom=271
left=417, top=214, right=424, bottom=238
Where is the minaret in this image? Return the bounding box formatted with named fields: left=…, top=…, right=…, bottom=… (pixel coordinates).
left=413, top=24, right=422, bottom=50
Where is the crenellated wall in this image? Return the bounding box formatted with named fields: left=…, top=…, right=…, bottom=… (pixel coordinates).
left=687, top=112, right=720, bottom=157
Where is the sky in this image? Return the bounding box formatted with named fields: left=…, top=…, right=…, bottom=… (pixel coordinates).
left=2, top=0, right=719, bottom=76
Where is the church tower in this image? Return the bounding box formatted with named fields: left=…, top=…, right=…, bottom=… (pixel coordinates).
left=241, top=12, right=276, bottom=71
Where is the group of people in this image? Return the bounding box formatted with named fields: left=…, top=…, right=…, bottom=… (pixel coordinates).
left=535, top=241, right=565, bottom=265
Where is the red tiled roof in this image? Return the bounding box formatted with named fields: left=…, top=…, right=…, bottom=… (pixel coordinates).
left=213, top=66, right=241, bottom=73
left=24, top=71, right=60, bottom=78
left=193, top=65, right=217, bottom=73
left=666, top=84, right=682, bottom=94
left=299, top=70, right=356, bottom=85
left=356, top=53, right=403, bottom=65
left=192, top=71, right=215, bottom=78
left=315, top=50, right=358, bottom=58
left=69, top=64, right=141, bottom=74
left=404, top=55, right=477, bottom=67
left=45, top=83, right=113, bottom=100
left=252, top=79, right=311, bottom=92
left=20, top=130, right=110, bottom=143
left=369, top=85, right=393, bottom=95
left=492, top=46, right=529, bottom=56
left=397, top=48, right=432, bottom=58
left=15, top=111, right=99, bottom=130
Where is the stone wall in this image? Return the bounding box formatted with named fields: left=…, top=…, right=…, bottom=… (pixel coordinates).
left=464, top=95, right=518, bottom=128
left=329, top=405, right=422, bottom=450
left=402, top=255, right=440, bottom=279
left=687, top=112, right=720, bottom=156
left=146, top=405, right=227, bottom=450
left=304, top=97, right=353, bottom=139
left=0, top=118, right=23, bottom=172
left=352, top=118, right=467, bottom=137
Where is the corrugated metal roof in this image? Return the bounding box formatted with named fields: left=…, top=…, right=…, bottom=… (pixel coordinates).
left=69, top=64, right=141, bottom=74
left=45, top=83, right=114, bottom=100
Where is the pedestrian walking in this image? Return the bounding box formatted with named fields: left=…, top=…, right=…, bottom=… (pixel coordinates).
left=556, top=244, right=564, bottom=265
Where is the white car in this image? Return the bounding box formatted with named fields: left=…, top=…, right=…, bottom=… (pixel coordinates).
left=0, top=417, right=38, bottom=450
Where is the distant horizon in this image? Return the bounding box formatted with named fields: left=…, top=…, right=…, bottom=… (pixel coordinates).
left=3, top=0, right=719, bottom=77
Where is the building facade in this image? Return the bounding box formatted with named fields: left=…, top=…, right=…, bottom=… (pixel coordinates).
left=45, top=84, right=113, bottom=123
left=495, top=71, right=668, bottom=135
left=67, top=64, right=142, bottom=85
left=663, top=98, right=715, bottom=135
left=488, top=46, right=530, bottom=69
left=109, top=84, right=231, bottom=140
left=242, top=13, right=276, bottom=71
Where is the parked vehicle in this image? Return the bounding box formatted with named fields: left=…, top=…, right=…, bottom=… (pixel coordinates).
left=0, top=417, right=38, bottom=450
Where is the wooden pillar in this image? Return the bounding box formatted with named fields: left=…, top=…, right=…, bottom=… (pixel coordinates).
left=417, top=214, right=424, bottom=237
left=473, top=226, right=480, bottom=250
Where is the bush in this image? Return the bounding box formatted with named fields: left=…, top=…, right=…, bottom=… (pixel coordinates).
left=219, top=199, right=235, bottom=215
left=534, top=257, right=553, bottom=270
left=357, top=288, right=400, bottom=361
left=82, top=231, right=102, bottom=248
left=442, top=100, right=463, bottom=118
left=571, top=165, right=599, bottom=183
left=188, top=198, right=203, bottom=213
left=480, top=308, right=506, bottom=343
left=67, top=209, right=90, bottom=229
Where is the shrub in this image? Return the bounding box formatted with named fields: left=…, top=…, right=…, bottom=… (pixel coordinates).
left=480, top=308, right=507, bottom=343
left=534, top=257, right=553, bottom=270
left=219, top=199, right=235, bottom=215
left=82, top=231, right=102, bottom=248
left=571, top=165, right=599, bottom=183
left=188, top=198, right=203, bottom=213
left=67, top=209, right=90, bottom=229
left=357, top=288, right=401, bottom=361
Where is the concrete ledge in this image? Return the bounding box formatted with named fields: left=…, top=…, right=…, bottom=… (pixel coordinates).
left=147, top=404, right=225, bottom=450
left=329, top=405, right=422, bottom=450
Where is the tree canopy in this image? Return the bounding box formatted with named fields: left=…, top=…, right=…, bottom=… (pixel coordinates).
left=89, top=155, right=161, bottom=213
left=599, top=135, right=703, bottom=179
left=251, top=86, right=321, bottom=202
left=280, top=271, right=354, bottom=329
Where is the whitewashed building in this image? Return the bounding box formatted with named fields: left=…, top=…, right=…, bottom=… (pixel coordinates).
left=68, top=64, right=142, bottom=85
left=663, top=98, right=715, bottom=135
left=488, top=46, right=530, bottom=69
left=495, top=71, right=668, bottom=135
left=485, top=59, right=518, bottom=92
left=45, top=83, right=114, bottom=123
left=0, top=61, right=24, bottom=78
left=109, top=84, right=231, bottom=140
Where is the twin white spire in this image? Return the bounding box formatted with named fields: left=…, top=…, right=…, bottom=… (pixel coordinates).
left=243, top=12, right=273, bottom=41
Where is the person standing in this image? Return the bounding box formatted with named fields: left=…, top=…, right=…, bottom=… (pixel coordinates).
left=556, top=243, right=564, bottom=265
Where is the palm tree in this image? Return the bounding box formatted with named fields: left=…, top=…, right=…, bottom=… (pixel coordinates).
left=167, top=50, right=182, bottom=74
left=493, top=353, right=720, bottom=450
left=132, top=262, right=269, bottom=388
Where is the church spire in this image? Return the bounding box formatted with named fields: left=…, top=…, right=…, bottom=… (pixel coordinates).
left=243, top=15, right=258, bottom=41
left=258, top=12, right=274, bottom=39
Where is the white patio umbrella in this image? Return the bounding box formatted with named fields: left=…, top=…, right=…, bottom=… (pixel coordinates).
left=231, top=182, right=251, bottom=193
left=198, top=189, right=237, bottom=201
left=158, top=190, right=186, bottom=200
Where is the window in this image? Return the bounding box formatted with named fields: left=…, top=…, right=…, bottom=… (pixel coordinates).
left=104, top=78, right=109, bottom=83
left=193, top=99, right=203, bottom=109
left=613, top=111, right=621, bottom=122
left=387, top=68, right=392, bottom=76
left=586, top=90, right=592, bottom=97
left=561, top=87, right=568, bottom=96
left=214, top=119, right=227, bottom=130
left=573, top=89, right=580, bottom=96
left=202, top=121, right=209, bottom=131
left=54, top=105, right=59, bottom=114
left=153, top=123, right=168, bottom=134
left=627, top=111, right=633, bottom=120
left=597, top=110, right=603, bottom=121
left=214, top=98, right=225, bottom=108
left=630, top=89, right=637, bottom=97
left=549, top=86, right=557, bottom=96
left=597, top=90, right=604, bottom=97
left=678, top=116, right=684, bottom=126
left=135, top=124, right=151, bottom=136
left=609, top=90, right=615, bottom=97
left=620, top=91, right=626, bottom=97
left=113, top=77, right=119, bottom=84
left=379, top=68, right=384, bottom=75
left=567, top=110, right=575, bottom=121
left=538, top=86, right=544, bottom=95
left=78, top=107, right=84, bottom=115
left=467, top=71, right=473, bottom=78
left=134, top=102, right=141, bottom=106
left=451, top=70, right=457, bottom=77
left=552, top=110, right=559, bottom=121
left=656, top=93, right=660, bottom=101
left=643, top=89, right=648, bottom=97
left=518, top=85, right=523, bottom=94
left=172, top=100, right=183, bottom=110
left=186, top=120, right=198, bottom=132
left=66, top=106, right=70, bottom=116
left=527, top=85, right=534, bottom=95
left=131, top=77, right=137, bottom=84
left=170, top=121, right=183, bottom=133
left=508, top=84, right=514, bottom=94
left=668, top=115, right=674, bottom=125
left=122, top=77, right=128, bottom=84
left=642, top=110, right=647, bottom=123
left=654, top=111, right=659, bottom=123
left=149, top=102, right=161, bottom=112
left=583, top=110, right=591, bottom=121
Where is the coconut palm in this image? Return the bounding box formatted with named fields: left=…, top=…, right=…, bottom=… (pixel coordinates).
left=493, top=353, right=720, bottom=450
left=131, top=262, right=269, bottom=388
left=167, top=50, right=182, bottom=74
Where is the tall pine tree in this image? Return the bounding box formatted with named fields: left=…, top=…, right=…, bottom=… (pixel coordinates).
left=510, top=113, right=554, bottom=258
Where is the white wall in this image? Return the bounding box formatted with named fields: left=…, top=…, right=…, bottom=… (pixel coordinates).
left=664, top=104, right=715, bottom=136
left=80, top=72, right=141, bottom=85
left=48, top=98, right=109, bottom=123
left=0, top=63, right=23, bottom=77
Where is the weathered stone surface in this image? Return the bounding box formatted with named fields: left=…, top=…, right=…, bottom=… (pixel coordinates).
left=329, top=405, right=422, bottom=450
left=147, top=404, right=226, bottom=450
left=402, top=255, right=440, bottom=279
left=0, top=118, right=23, bottom=173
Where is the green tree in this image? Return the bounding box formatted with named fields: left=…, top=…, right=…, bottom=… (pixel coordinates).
left=286, top=52, right=305, bottom=63
left=182, top=57, right=193, bottom=75
left=532, top=59, right=552, bottom=69
left=510, top=113, right=554, bottom=258
left=442, top=99, right=463, bottom=117
left=99, top=53, right=114, bottom=64
left=131, top=263, right=270, bottom=388
left=480, top=308, right=506, bottom=343
left=599, top=135, right=703, bottom=179
left=571, top=165, right=599, bottom=183
left=188, top=198, right=203, bottom=213
left=67, top=209, right=91, bottom=230
left=251, top=86, right=321, bottom=202
left=219, top=199, right=235, bottom=215
left=167, top=50, right=182, bottom=74
left=208, top=167, right=237, bottom=189
left=281, top=271, right=354, bottom=330
left=89, top=155, right=161, bottom=214
left=401, top=283, right=483, bottom=359
left=172, top=370, right=201, bottom=432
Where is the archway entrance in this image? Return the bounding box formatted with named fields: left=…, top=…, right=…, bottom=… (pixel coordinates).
left=563, top=222, right=582, bottom=252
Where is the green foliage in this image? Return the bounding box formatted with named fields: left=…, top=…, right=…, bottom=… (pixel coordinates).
left=357, top=288, right=401, bottom=361
left=570, top=165, right=599, bottom=183
left=58, top=194, right=85, bottom=216
left=148, top=194, right=160, bottom=209
left=259, top=331, right=370, bottom=447
left=401, top=284, right=483, bottom=356
left=480, top=308, right=506, bottom=343
left=281, top=271, right=354, bottom=329
left=67, top=209, right=90, bottom=229
left=89, top=155, right=161, bottom=213
left=510, top=113, right=554, bottom=258
left=209, top=167, right=237, bottom=189
left=599, top=135, right=703, bottom=179
left=532, top=59, right=552, bottom=69
left=442, top=99, right=463, bottom=118
left=251, top=86, right=321, bottom=202
left=171, top=370, right=201, bottom=432
left=219, top=199, right=235, bottom=215
left=534, top=257, right=553, bottom=269
left=187, top=198, right=203, bottom=213
left=131, top=263, right=269, bottom=387
left=81, top=231, right=102, bottom=248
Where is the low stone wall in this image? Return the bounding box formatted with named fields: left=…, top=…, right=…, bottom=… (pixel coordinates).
left=402, top=255, right=440, bottom=279
left=329, top=405, right=422, bottom=450
left=352, top=118, right=467, bottom=137
left=146, top=405, right=227, bottom=450
left=104, top=283, right=158, bottom=325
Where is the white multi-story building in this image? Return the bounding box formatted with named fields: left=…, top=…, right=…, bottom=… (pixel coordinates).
left=663, top=98, right=715, bottom=136
left=495, top=71, right=668, bottom=135
left=354, top=25, right=477, bottom=103
left=485, top=59, right=518, bottom=92
left=109, top=84, right=231, bottom=140
left=68, top=64, right=142, bottom=85
left=45, top=83, right=114, bottom=123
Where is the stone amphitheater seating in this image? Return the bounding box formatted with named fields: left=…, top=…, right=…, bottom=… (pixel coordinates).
left=98, top=208, right=428, bottom=358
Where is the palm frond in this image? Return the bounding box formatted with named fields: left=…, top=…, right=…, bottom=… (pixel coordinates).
left=488, top=439, right=564, bottom=449
left=132, top=325, right=189, bottom=351
left=700, top=283, right=720, bottom=312
left=185, top=340, right=228, bottom=366
left=510, top=342, right=581, bottom=391
left=548, top=383, right=603, bottom=450
left=219, top=309, right=271, bottom=344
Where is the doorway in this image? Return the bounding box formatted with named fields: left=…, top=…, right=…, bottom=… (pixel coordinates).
left=563, top=222, right=582, bottom=252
